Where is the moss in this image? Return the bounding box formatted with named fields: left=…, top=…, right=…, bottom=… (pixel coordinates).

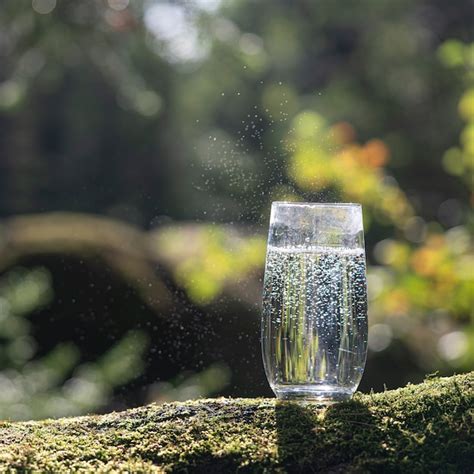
left=0, top=373, right=472, bottom=473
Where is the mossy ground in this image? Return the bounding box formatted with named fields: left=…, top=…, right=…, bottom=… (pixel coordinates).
left=0, top=373, right=472, bottom=473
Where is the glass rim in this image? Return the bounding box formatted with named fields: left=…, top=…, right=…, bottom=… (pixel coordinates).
left=271, top=201, right=361, bottom=208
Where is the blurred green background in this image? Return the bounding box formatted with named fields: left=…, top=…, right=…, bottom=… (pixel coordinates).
left=0, top=0, right=472, bottom=420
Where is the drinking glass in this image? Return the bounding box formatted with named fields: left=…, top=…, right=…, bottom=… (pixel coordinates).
left=261, top=202, right=368, bottom=402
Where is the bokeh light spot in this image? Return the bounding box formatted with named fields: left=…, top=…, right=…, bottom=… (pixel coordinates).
left=32, top=0, right=56, bottom=15
left=437, top=331, right=468, bottom=361
left=107, top=0, right=129, bottom=12
left=403, top=216, right=427, bottom=243
left=239, top=33, right=264, bottom=56
left=368, top=324, right=393, bottom=352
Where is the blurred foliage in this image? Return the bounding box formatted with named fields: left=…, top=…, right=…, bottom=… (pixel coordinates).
left=358, top=41, right=473, bottom=373
left=0, top=0, right=473, bottom=414
left=153, top=225, right=265, bottom=304
left=438, top=41, right=474, bottom=188
left=0, top=267, right=148, bottom=420
left=148, top=362, right=230, bottom=404
left=286, top=112, right=413, bottom=227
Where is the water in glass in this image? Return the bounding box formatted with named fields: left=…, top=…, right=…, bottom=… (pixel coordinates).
left=261, top=202, right=368, bottom=403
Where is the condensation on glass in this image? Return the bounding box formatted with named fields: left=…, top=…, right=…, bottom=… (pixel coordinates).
left=261, top=202, right=368, bottom=403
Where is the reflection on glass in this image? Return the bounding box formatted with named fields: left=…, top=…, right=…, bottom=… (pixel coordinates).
left=262, top=202, right=368, bottom=403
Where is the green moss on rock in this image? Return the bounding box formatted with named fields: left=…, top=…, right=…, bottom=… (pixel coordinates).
left=0, top=373, right=473, bottom=473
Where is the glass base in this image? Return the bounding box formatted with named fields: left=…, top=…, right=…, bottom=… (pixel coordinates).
left=273, top=384, right=353, bottom=404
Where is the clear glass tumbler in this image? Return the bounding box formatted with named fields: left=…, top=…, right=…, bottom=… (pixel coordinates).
left=261, top=202, right=368, bottom=402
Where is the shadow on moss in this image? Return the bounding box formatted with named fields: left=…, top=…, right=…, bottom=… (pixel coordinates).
left=276, top=399, right=380, bottom=472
